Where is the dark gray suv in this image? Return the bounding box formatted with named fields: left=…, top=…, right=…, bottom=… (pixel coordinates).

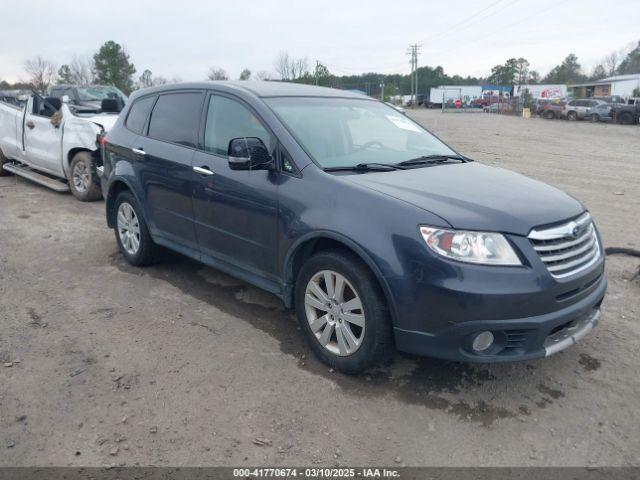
left=100, top=82, right=606, bottom=373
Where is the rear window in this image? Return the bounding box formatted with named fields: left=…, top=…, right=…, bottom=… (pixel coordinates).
left=147, top=92, right=203, bottom=147
left=125, top=95, right=156, bottom=135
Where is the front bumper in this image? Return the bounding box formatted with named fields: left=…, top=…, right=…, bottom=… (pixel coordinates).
left=393, top=273, right=606, bottom=362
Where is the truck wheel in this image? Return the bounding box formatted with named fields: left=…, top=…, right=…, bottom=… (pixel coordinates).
left=619, top=112, right=633, bottom=125
left=68, top=152, right=102, bottom=201
left=0, top=149, right=11, bottom=177
left=114, top=190, right=162, bottom=266
left=295, top=249, right=393, bottom=374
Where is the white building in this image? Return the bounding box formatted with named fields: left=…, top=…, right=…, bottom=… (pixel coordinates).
left=569, top=74, right=640, bottom=99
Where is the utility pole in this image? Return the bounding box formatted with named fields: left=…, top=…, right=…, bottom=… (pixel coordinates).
left=406, top=44, right=421, bottom=106
left=315, top=60, right=319, bottom=86
left=380, top=78, right=385, bottom=102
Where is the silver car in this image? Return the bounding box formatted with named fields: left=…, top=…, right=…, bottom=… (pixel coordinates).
left=563, top=99, right=606, bottom=121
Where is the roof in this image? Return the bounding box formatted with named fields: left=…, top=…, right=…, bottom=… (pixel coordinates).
left=132, top=81, right=370, bottom=99
left=570, top=73, right=640, bottom=88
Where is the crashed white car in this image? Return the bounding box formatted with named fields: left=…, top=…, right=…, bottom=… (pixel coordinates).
left=0, top=93, right=119, bottom=201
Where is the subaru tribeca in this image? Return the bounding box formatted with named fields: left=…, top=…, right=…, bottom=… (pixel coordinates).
left=101, top=82, right=606, bottom=373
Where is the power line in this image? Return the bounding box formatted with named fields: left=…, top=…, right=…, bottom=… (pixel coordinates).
left=421, top=0, right=507, bottom=43
left=434, top=0, right=572, bottom=60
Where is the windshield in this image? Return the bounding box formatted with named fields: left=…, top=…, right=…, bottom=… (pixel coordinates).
left=265, top=97, right=456, bottom=168
left=77, top=86, right=128, bottom=102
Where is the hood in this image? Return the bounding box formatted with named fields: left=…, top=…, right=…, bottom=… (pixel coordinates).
left=343, top=162, right=584, bottom=236
left=85, top=114, right=119, bottom=132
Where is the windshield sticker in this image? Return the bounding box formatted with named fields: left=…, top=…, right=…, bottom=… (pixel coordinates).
left=386, top=115, right=421, bottom=132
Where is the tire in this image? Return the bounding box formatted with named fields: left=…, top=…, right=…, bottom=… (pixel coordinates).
left=619, top=112, right=634, bottom=125
left=567, top=111, right=577, bottom=121
left=590, top=114, right=599, bottom=123
left=295, top=249, right=393, bottom=374
left=113, top=190, right=162, bottom=266
left=0, top=148, right=11, bottom=177
left=543, top=111, right=554, bottom=119
left=68, top=151, right=102, bottom=201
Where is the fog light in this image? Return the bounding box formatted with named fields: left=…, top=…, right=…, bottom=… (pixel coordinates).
left=472, top=331, right=494, bottom=352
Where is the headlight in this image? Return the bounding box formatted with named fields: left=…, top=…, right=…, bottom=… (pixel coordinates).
left=420, top=226, right=521, bottom=266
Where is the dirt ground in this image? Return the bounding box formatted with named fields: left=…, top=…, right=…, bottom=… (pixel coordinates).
left=0, top=111, right=639, bottom=467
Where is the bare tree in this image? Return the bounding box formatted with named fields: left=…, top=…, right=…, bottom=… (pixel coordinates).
left=274, top=51, right=292, bottom=80
left=274, top=51, right=308, bottom=81
left=139, top=69, right=154, bottom=88
left=603, top=51, right=620, bottom=76
left=24, top=56, right=57, bottom=94
left=291, top=57, right=309, bottom=79
left=255, top=70, right=272, bottom=81
left=207, top=67, right=229, bottom=80
left=69, top=55, right=95, bottom=84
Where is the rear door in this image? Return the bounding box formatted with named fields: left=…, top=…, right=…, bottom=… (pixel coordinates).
left=134, top=91, right=204, bottom=250
left=23, top=97, right=63, bottom=176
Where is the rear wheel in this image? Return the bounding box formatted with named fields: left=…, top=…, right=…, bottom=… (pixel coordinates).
left=590, top=113, right=600, bottom=123
left=68, top=152, right=102, bottom=201
left=114, top=191, right=162, bottom=266
left=0, top=149, right=11, bottom=177
left=567, top=111, right=577, bottom=121
left=543, top=110, right=554, bottom=119
left=295, top=250, right=393, bottom=374
left=619, top=112, right=634, bottom=125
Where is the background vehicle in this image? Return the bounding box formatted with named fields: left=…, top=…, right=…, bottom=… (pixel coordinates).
left=590, top=103, right=613, bottom=122
left=49, top=84, right=127, bottom=114
left=539, top=100, right=567, bottom=119
left=102, top=82, right=605, bottom=374
left=563, top=99, right=606, bottom=121
left=0, top=93, right=119, bottom=200
left=610, top=97, right=640, bottom=124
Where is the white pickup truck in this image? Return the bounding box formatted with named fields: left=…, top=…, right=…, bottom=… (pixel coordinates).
left=0, top=93, right=119, bottom=201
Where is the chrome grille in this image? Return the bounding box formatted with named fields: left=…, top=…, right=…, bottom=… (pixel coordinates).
left=529, top=213, right=601, bottom=279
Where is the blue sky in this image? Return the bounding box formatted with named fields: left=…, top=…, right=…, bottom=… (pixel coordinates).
left=1, top=0, right=638, bottom=82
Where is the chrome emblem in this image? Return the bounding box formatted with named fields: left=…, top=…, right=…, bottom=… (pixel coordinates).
left=571, top=224, right=581, bottom=238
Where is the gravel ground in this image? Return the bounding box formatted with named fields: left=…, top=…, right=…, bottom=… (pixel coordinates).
left=0, top=111, right=638, bottom=467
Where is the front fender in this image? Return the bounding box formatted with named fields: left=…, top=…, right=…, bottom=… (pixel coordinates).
left=281, top=229, right=399, bottom=325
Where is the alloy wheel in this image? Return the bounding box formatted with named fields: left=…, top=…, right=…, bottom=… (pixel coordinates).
left=304, top=270, right=365, bottom=356
left=117, top=202, right=141, bottom=255
left=72, top=161, right=90, bottom=193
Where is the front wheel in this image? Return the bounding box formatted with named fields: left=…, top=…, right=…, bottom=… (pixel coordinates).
left=295, top=250, right=393, bottom=374
left=567, top=111, right=577, bottom=121
left=113, top=191, right=162, bottom=266
left=590, top=114, right=600, bottom=123
left=68, top=152, right=102, bottom=201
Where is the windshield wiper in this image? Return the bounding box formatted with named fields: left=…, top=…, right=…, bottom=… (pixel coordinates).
left=396, top=154, right=467, bottom=167
left=325, top=162, right=403, bottom=172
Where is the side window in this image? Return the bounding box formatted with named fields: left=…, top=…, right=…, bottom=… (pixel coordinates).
left=148, top=92, right=203, bottom=147
left=204, top=95, right=274, bottom=156
left=125, top=95, right=156, bottom=135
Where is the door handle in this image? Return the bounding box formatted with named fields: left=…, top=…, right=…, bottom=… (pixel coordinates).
left=193, top=166, right=214, bottom=176
left=26, top=121, right=35, bottom=129
left=131, top=148, right=146, bottom=156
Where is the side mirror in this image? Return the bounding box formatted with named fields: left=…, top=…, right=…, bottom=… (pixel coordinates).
left=227, top=137, right=272, bottom=171
left=61, top=95, right=70, bottom=104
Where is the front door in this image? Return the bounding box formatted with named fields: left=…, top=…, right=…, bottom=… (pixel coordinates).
left=136, top=91, right=204, bottom=249
left=192, top=93, right=279, bottom=278
left=23, top=97, right=63, bottom=176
